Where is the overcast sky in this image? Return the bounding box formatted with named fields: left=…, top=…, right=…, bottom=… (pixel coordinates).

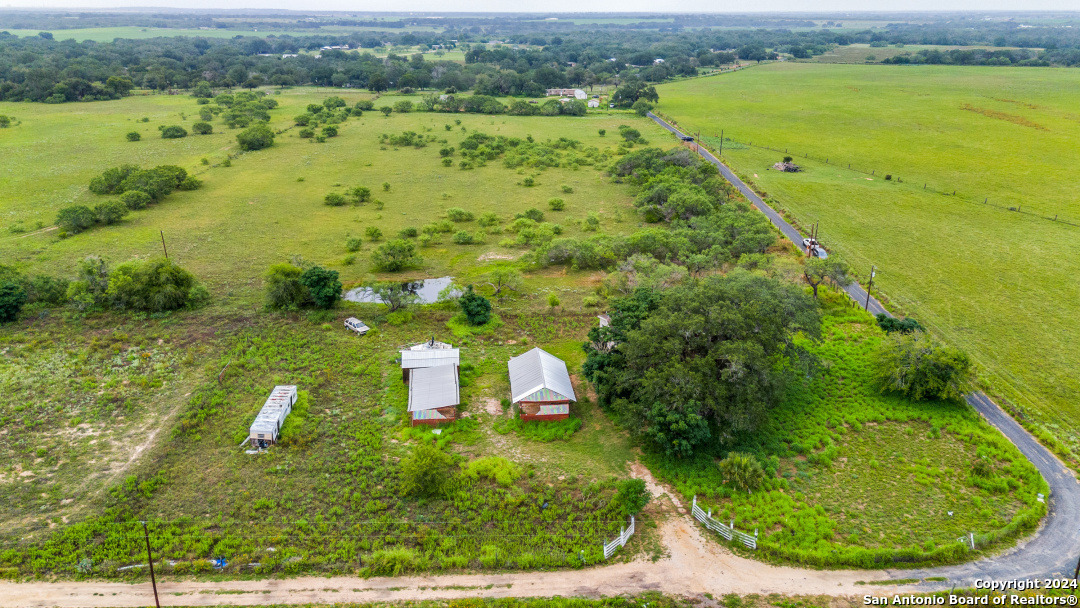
left=2, top=0, right=1076, bottom=13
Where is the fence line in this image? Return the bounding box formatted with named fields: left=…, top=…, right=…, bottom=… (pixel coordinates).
left=691, top=496, right=757, bottom=550
left=672, top=128, right=1080, bottom=230
left=602, top=515, right=636, bottom=559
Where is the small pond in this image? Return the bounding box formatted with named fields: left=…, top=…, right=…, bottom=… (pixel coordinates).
left=343, top=276, right=458, bottom=305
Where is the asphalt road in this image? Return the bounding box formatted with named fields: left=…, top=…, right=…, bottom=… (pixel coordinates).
left=648, top=111, right=1080, bottom=582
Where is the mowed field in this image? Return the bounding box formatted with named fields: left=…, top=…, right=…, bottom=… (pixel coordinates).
left=657, top=63, right=1080, bottom=460
left=0, top=90, right=666, bottom=308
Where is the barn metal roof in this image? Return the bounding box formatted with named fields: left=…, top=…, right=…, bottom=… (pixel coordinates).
left=407, top=365, right=460, bottom=412
left=401, top=348, right=460, bottom=369
left=508, top=347, right=577, bottom=404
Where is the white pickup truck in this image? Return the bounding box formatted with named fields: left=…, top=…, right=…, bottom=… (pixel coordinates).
left=802, top=238, right=828, bottom=259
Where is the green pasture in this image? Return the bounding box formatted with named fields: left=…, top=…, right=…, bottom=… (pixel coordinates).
left=653, top=295, right=1046, bottom=568
left=0, top=90, right=665, bottom=308
left=802, top=44, right=1039, bottom=64
left=656, top=63, right=1080, bottom=463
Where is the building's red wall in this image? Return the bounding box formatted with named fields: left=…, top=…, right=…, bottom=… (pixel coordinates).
left=519, top=412, right=570, bottom=422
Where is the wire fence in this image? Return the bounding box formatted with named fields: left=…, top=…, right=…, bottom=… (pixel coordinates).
left=691, top=134, right=1080, bottom=229
left=691, top=496, right=757, bottom=550
left=602, top=515, right=636, bottom=559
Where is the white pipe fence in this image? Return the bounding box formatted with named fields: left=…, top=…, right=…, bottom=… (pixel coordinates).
left=692, top=496, right=758, bottom=550
left=602, top=515, right=636, bottom=559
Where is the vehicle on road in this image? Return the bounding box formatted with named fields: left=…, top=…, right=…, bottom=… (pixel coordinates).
left=802, top=237, right=829, bottom=259
left=680, top=135, right=694, bottom=142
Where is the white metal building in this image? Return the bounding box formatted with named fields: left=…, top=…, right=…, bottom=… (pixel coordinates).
left=248, top=385, right=298, bottom=447
left=400, top=342, right=459, bottom=382
left=507, top=348, right=577, bottom=421
left=408, top=365, right=460, bottom=426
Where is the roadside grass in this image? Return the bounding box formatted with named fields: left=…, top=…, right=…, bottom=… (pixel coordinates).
left=0, top=89, right=667, bottom=310
left=656, top=63, right=1080, bottom=465
left=649, top=290, right=1047, bottom=568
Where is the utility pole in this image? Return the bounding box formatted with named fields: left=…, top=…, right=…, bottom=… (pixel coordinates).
left=141, top=522, right=161, bottom=608
left=159, top=231, right=169, bottom=260
left=864, top=265, right=876, bottom=311
left=718, top=129, right=723, bottom=157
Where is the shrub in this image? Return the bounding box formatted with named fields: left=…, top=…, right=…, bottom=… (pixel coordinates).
left=191, top=121, right=213, bottom=135
left=371, top=239, right=423, bottom=272
left=548, top=198, right=565, bottom=211
left=321, top=125, right=338, bottom=137
left=612, top=478, right=650, bottom=516
left=120, top=190, right=152, bottom=210
left=160, top=125, right=187, bottom=139
left=442, top=158, right=453, bottom=167
left=298, top=127, right=314, bottom=138
left=477, top=213, right=500, bottom=227
left=463, top=456, right=522, bottom=487
left=236, top=122, right=275, bottom=151
left=299, top=266, right=342, bottom=310
left=364, top=226, right=383, bottom=241
left=366, top=548, right=420, bottom=576
left=324, top=193, right=347, bottom=207
left=0, top=282, right=27, bottom=323
left=718, top=452, right=766, bottom=492
left=94, top=200, right=129, bottom=225
left=583, top=295, right=602, bottom=307
left=379, top=106, right=393, bottom=116
left=446, top=207, right=474, bottom=222
left=561, top=185, right=574, bottom=193
left=126, top=131, right=141, bottom=142
left=56, top=205, right=96, bottom=234
left=393, top=100, right=413, bottom=113
left=516, top=208, right=545, bottom=222
left=458, top=285, right=491, bottom=325
left=521, top=176, right=536, bottom=187
left=264, top=263, right=307, bottom=310
left=399, top=444, right=456, bottom=498
left=178, top=176, right=200, bottom=191
left=873, top=332, right=976, bottom=401
left=583, top=213, right=600, bottom=231
left=452, top=230, right=474, bottom=245
left=350, top=186, right=372, bottom=204
left=398, top=227, right=418, bottom=238
left=345, top=236, right=363, bottom=252
left=105, top=258, right=199, bottom=312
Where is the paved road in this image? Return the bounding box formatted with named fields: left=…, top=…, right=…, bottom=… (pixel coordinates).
left=648, top=111, right=1080, bottom=582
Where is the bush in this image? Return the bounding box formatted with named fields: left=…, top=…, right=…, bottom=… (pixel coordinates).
left=299, top=266, right=342, bottom=310
left=120, top=190, right=151, bottom=210
left=398, top=227, right=418, bottom=238
left=298, top=127, right=314, bottom=138
left=345, top=236, right=363, bottom=252
left=178, top=176, right=201, bottom=191
left=876, top=313, right=924, bottom=334
left=458, top=285, right=491, bottom=325
left=126, top=131, right=141, bottom=142
left=516, top=208, right=544, bottom=222
left=873, top=332, right=976, bottom=401
left=371, top=239, right=423, bottom=272
left=0, top=282, right=27, bottom=323
left=718, top=452, right=766, bottom=492
left=105, top=258, right=199, bottom=312
left=264, top=263, right=307, bottom=310
left=321, top=125, right=338, bottom=137
left=447, top=207, right=474, bottom=222
left=548, top=198, right=565, bottom=211
left=399, top=443, right=456, bottom=498
left=56, top=205, right=96, bottom=234
left=477, top=212, right=500, bottom=227
left=463, top=456, right=522, bottom=487
left=355, top=100, right=374, bottom=111
left=562, top=185, right=574, bottom=193
left=364, top=226, right=383, bottom=241
left=236, top=122, right=275, bottom=151
left=612, top=478, right=650, bottom=516
left=452, top=230, right=474, bottom=245
left=191, top=121, right=213, bottom=135
left=350, top=186, right=372, bottom=204
left=366, top=548, right=420, bottom=576
left=93, top=200, right=129, bottom=225
left=324, top=193, right=347, bottom=207
left=160, top=125, right=187, bottom=139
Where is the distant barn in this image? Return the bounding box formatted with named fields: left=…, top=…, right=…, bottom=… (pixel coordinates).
left=507, top=347, right=577, bottom=422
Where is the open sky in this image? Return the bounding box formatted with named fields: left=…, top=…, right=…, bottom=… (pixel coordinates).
left=1, top=2, right=1075, bottom=12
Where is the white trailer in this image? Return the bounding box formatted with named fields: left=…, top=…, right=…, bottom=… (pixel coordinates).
left=248, top=385, right=298, bottom=448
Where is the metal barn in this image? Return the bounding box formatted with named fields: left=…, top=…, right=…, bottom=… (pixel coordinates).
left=408, top=365, right=460, bottom=426
left=248, top=385, right=298, bottom=448
left=507, top=348, right=577, bottom=421
left=400, top=342, right=459, bottom=383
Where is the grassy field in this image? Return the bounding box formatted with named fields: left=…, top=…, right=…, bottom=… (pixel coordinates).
left=0, top=90, right=666, bottom=308
left=800, top=44, right=1040, bottom=64
left=656, top=63, right=1080, bottom=464
left=652, top=293, right=1046, bottom=568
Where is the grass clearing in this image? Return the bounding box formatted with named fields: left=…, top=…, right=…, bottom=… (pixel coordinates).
left=650, top=291, right=1046, bottom=568
left=657, top=62, right=1080, bottom=465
